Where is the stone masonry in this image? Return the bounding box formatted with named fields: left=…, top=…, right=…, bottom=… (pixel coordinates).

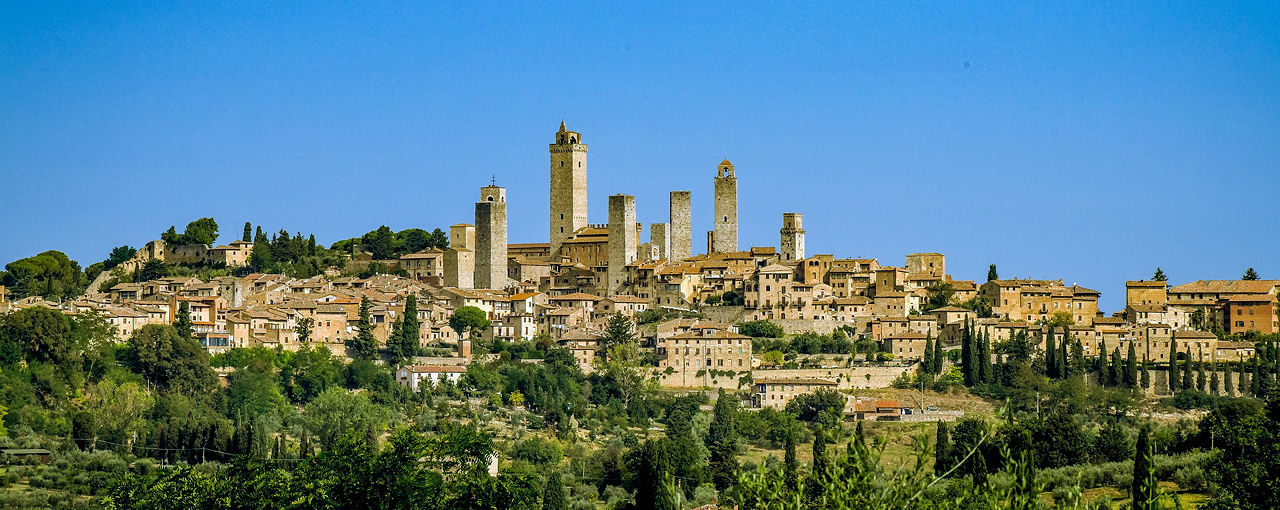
left=550, top=122, right=588, bottom=255
left=607, top=194, right=637, bottom=296
left=669, top=190, right=692, bottom=261
left=475, top=185, right=507, bottom=289
left=443, top=223, right=475, bottom=288
left=712, top=160, right=738, bottom=253
left=650, top=222, right=670, bottom=261
left=780, top=213, right=805, bottom=261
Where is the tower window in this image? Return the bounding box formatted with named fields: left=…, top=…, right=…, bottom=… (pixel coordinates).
left=560, top=161, right=564, bottom=167
left=578, top=161, right=581, bottom=167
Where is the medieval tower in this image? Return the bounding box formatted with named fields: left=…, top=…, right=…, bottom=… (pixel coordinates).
left=607, top=194, right=637, bottom=296
left=780, top=213, right=805, bottom=261
left=712, top=160, right=738, bottom=253
left=443, top=223, right=475, bottom=288
left=669, top=190, right=692, bottom=261
left=550, top=122, right=588, bottom=255
left=475, top=184, right=508, bottom=289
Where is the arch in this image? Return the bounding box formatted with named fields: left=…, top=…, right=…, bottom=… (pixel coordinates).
left=569, top=136, right=577, bottom=143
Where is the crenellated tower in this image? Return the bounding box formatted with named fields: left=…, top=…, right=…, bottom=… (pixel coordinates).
left=550, top=122, right=588, bottom=254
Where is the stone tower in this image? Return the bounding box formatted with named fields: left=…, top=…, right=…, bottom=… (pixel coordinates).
left=443, top=223, right=475, bottom=288
left=475, top=185, right=508, bottom=290
left=649, top=223, right=670, bottom=260
left=669, top=190, right=692, bottom=261
left=607, top=194, right=637, bottom=296
left=550, top=122, right=588, bottom=255
left=780, top=213, right=805, bottom=262
left=712, top=160, right=738, bottom=253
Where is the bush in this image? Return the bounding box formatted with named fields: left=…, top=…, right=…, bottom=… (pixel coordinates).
left=737, top=320, right=783, bottom=338
left=1169, top=390, right=1218, bottom=410
left=1171, top=464, right=1206, bottom=492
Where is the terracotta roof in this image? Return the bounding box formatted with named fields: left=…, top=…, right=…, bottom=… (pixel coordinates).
left=1169, top=280, right=1279, bottom=294
left=549, top=292, right=602, bottom=302
left=931, top=306, right=970, bottom=312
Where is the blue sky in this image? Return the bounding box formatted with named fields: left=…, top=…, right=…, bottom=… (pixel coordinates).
left=2, top=2, right=1278, bottom=311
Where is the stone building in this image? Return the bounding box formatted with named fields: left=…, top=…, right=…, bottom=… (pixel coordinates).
left=780, top=213, right=805, bottom=262
left=607, top=194, right=637, bottom=296
left=475, top=185, right=508, bottom=289
left=656, top=320, right=752, bottom=388
left=711, top=160, right=738, bottom=253
left=550, top=122, right=588, bottom=255
left=670, top=190, right=692, bottom=261
left=649, top=222, right=670, bottom=261
left=443, top=224, right=475, bottom=289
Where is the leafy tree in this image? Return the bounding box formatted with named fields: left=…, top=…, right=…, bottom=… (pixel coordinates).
left=922, top=282, right=955, bottom=312
left=104, top=245, right=138, bottom=270
left=1200, top=398, right=1280, bottom=509
left=362, top=225, right=395, bottom=259
left=179, top=217, right=220, bottom=245
left=1, top=250, right=88, bottom=300
left=301, top=387, right=390, bottom=450
left=122, top=324, right=216, bottom=394
left=283, top=345, right=342, bottom=403
left=737, top=320, right=783, bottom=338
left=0, top=305, right=74, bottom=364
left=542, top=471, right=566, bottom=510
left=1243, top=267, right=1260, bottom=280
left=228, top=363, right=289, bottom=418
left=295, top=317, right=314, bottom=343
left=174, top=301, right=193, bottom=340
left=449, top=306, right=491, bottom=339
left=1152, top=267, right=1167, bottom=281
left=785, top=388, right=844, bottom=426
left=346, top=296, right=379, bottom=360
left=707, top=389, right=739, bottom=490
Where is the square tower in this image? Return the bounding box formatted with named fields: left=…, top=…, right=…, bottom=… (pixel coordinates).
left=780, top=213, right=805, bottom=261
left=475, top=185, right=508, bottom=290
left=650, top=222, right=670, bottom=260
left=607, top=194, right=637, bottom=296
left=444, top=223, right=475, bottom=288
left=550, top=122, right=588, bottom=255
left=669, top=190, right=692, bottom=261
left=712, top=160, right=738, bottom=253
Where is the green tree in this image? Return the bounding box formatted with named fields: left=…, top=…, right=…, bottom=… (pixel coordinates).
left=283, top=345, right=342, bottom=403
left=707, top=389, right=739, bottom=490
left=346, top=296, right=379, bottom=360
left=783, top=430, right=798, bottom=490
left=362, top=225, right=395, bottom=259
left=1, top=250, right=88, bottom=300
left=104, top=245, right=138, bottom=270
left=1196, top=347, right=1207, bottom=392
left=179, top=217, right=219, bottom=245
left=1129, top=425, right=1157, bottom=509
left=738, top=320, right=783, bottom=338
left=1125, top=340, right=1138, bottom=387
left=934, top=421, right=952, bottom=476
left=449, top=305, right=491, bottom=339
left=0, top=305, right=74, bottom=364
left=1168, top=339, right=1180, bottom=393
left=1210, top=359, right=1220, bottom=394
left=808, top=426, right=829, bottom=502
left=1243, top=267, right=1259, bottom=280
left=601, top=312, right=635, bottom=349
left=542, top=471, right=566, bottom=510
left=174, top=301, right=193, bottom=340
left=1140, top=351, right=1151, bottom=389
left=388, top=295, right=419, bottom=364
left=1098, top=339, right=1111, bottom=386
left=979, top=329, right=993, bottom=384
left=301, top=387, right=390, bottom=451
left=0, top=404, right=7, bottom=437
left=242, top=222, right=252, bottom=242
left=1152, top=267, right=1167, bottom=281
left=923, top=333, right=936, bottom=375
left=122, top=324, right=216, bottom=393
left=228, top=364, right=289, bottom=418
left=1224, top=359, right=1235, bottom=396
left=1045, top=326, right=1058, bottom=379
left=987, top=264, right=998, bottom=282
left=785, top=388, right=845, bottom=426
left=295, top=317, right=314, bottom=343
left=1182, top=352, right=1193, bottom=392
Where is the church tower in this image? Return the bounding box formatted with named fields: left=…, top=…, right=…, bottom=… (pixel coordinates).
left=712, top=160, right=738, bottom=253
left=780, top=213, right=805, bottom=261
left=550, top=122, right=587, bottom=255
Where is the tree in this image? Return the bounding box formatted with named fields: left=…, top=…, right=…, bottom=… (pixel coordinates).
left=1210, top=359, right=1220, bottom=395
left=1045, top=327, right=1058, bottom=379
left=346, top=296, right=379, bottom=360
left=542, top=472, right=566, bottom=510
left=601, top=312, right=635, bottom=349
left=1169, top=338, right=1180, bottom=393
left=961, top=321, right=974, bottom=386
left=1, top=250, right=88, bottom=301
left=242, top=222, right=252, bottom=242
left=174, top=301, right=193, bottom=340
left=104, top=245, right=138, bottom=270
left=1225, top=359, right=1235, bottom=396
left=1140, top=350, right=1151, bottom=389
left=1098, top=339, right=1111, bottom=386
left=1243, top=267, right=1259, bottom=280
left=122, top=324, right=216, bottom=393
left=1182, top=352, right=1193, bottom=392
left=1150, top=267, right=1167, bottom=281
left=932, top=333, right=945, bottom=374
left=1196, top=347, right=1207, bottom=392
left=808, top=427, right=829, bottom=501
left=295, top=317, right=314, bottom=343
left=923, top=334, right=936, bottom=375
left=979, top=330, right=993, bottom=384
left=388, top=295, right=419, bottom=364
left=1111, top=348, right=1124, bottom=388
left=1125, top=340, right=1138, bottom=388
left=785, top=388, right=845, bottom=425
left=0, top=305, right=74, bottom=364
left=737, top=320, right=783, bottom=338
left=1131, top=426, right=1157, bottom=510
left=361, top=225, right=395, bottom=259
left=783, top=430, right=798, bottom=490
left=934, top=421, right=952, bottom=476
left=300, top=387, right=390, bottom=451
left=707, top=389, right=739, bottom=490
left=449, top=306, right=491, bottom=339
left=179, top=217, right=219, bottom=246
left=987, top=264, right=998, bottom=282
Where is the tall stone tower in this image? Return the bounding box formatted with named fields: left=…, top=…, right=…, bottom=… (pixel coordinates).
left=669, top=191, right=692, bottom=261
left=712, top=160, right=738, bottom=253
left=607, top=194, right=637, bottom=296
left=443, top=223, right=475, bottom=288
left=550, top=122, right=587, bottom=255
left=649, top=223, right=670, bottom=260
left=475, top=185, right=508, bottom=290
left=780, top=213, right=805, bottom=262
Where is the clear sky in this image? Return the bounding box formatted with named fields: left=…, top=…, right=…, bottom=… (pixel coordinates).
left=2, top=2, right=1278, bottom=311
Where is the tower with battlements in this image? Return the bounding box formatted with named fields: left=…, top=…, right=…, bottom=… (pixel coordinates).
left=550, top=122, right=588, bottom=255
left=712, top=160, right=738, bottom=253
left=780, top=213, right=805, bottom=261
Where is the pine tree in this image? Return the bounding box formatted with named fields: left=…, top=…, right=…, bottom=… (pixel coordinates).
left=1046, top=326, right=1058, bottom=379
left=1131, top=426, right=1157, bottom=510
left=543, top=472, right=567, bottom=510
left=934, top=421, right=952, bottom=477
left=1243, top=267, right=1259, bottom=280
left=923, top=333, right=935, bottom=375
left=242, top=222, right=252, bottom=243
left=1098, top=339, right=1110, bottom=386
left=1125, top=341, right=1138, bottom=388
left=1152, top=267, right=1167, bottom=281
left=1196, top=347, right=1207, bottom=392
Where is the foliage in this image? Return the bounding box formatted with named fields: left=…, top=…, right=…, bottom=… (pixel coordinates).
left=301, top=387, right=391, bottom=451
left=784, top=388, right=844, bottom=426
left=1, top=250, right=88, bottom=301
left=346, top=296, right=379, bottom=360
left=162, top=217, right=220, bottom=246
left=449, top=306, right=491, bottom=339
left=121, top=324, right=216, bottom=394
left=738, top=320, right=784, bottom=339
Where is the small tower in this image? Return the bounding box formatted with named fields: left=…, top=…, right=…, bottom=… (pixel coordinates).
left=475, top=184, right=508, bottom=289
left=443, top=223, right=475, bottom=288
left=712, top=160, right=738, bottom=253
left=550, top=122, right=588, bottom=255
left=780, top=213, right=805, bottom=261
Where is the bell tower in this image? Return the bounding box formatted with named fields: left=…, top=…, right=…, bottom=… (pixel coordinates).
left=712, top=159, right=738, bottom=253
left=550, top=121, right=588, bottom=255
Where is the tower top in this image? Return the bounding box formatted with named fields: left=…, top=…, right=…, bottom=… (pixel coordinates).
left=554, top=122, right=582, bottom=145
left=718, top=159, right=735, bottom=178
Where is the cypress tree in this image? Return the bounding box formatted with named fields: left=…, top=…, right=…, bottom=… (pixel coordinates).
left=1224, top=360, right=1234, bottom=396
left=980, top=330, right=993, bottom=384
left=1098, top=340, right=1110, bottom=386
left=923, top=333, right=935, bottom=375
left=961, top=321, right=974, bottom=386
left=1251, top=354, right=1262, bottom=397
left=1071, top=338, right=1084, bottom=378
left=174, top=301, right=193, bottom=340
left=1181, top=352, right=1193, bottom=392
left=1168, top=339, right=1179, bottom=393
left=1125, top=341, right=1138, bottom=388
left=1046, top=326, right=1058, bottom=379
left=1140, top=350, right=1151, bottom=390
left=1209, top=359, right=1220, bottom=395
left=935, top=421, right=952, bottom=477
left=1131, top=426, right=1157, bottom=510
left=242, top=222, right=252, bottom=243
left=931, top=333, right=944, bottom=374
left=707, top=389, right=739, bottom=491
left=1111, top=348, right=1123, bottom=387
left=1196, top=347, right=1207, bottom=392
left=784, top=432, right=798, bottom=490
left=1059, top=331, right=1071, bottom=378
left=808, top=427, right=829, bottom=502
left=543, top=472, right=567, bottom=510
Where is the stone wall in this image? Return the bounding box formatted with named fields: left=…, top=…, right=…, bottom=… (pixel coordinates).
left=669, top=191, right=692, bottom=261
left=752, top=364, right=916, bottom=390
